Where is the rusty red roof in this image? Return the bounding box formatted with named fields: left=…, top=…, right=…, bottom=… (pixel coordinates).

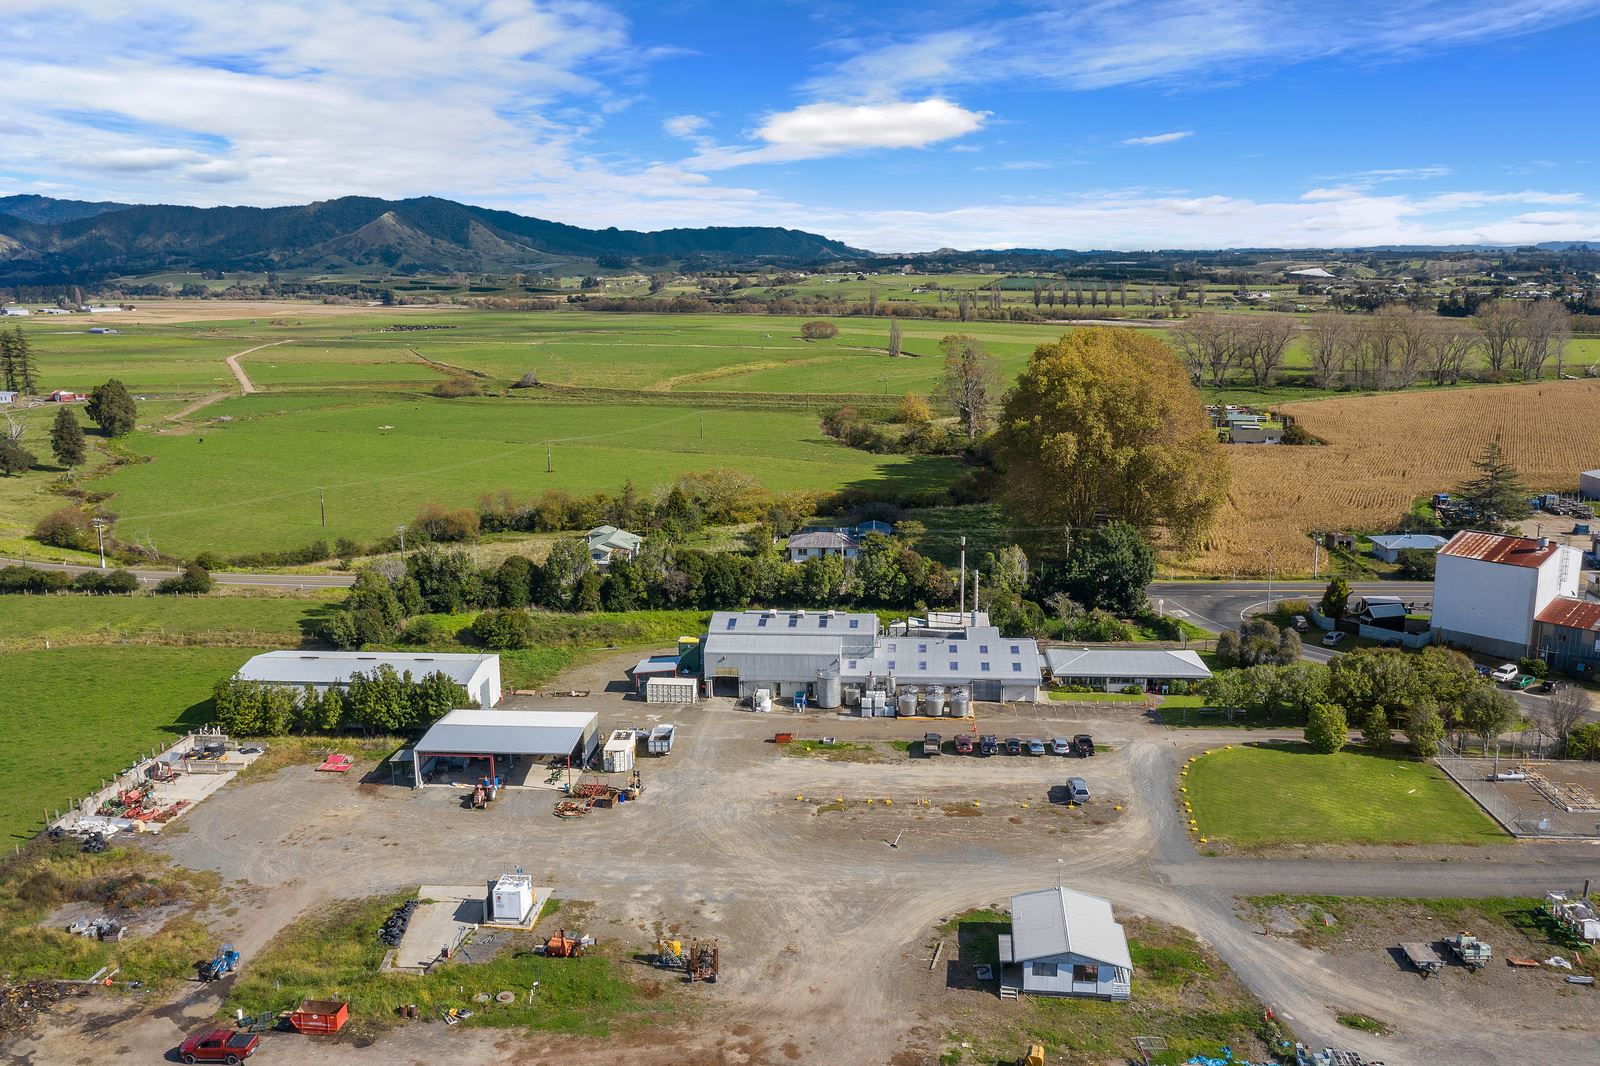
left=1439, top=530, right=1561, bottom=568
left=1535, top=597, right=1600, bottom=632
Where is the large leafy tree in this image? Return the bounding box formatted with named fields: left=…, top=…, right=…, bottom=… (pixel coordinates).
left=0, top=438, right=34, bottom=476
left=1061, top=521, right=1155, bottom=614
left=936, top=334, right=1001, bottom=440
left=86, top=378, right=138, bottom=437
left=992, top=328, right=1229, bottom=546
left=1453, top=439, right=1531, bottom=528
left=50, top=406, right=86, bottom=468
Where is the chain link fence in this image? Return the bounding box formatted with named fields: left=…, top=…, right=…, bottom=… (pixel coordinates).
left=1436, top=741, right=1600, bottom=839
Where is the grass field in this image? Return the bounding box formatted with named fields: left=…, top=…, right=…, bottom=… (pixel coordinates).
left=1183, top=743, right=1505, bottom=847
left=0, top=645, right=260, bottom=841
left=0, top=591, right=336, bottom=649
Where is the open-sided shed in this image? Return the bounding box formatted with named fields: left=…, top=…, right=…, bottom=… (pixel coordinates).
left=411, top=709, right=599, bottom=787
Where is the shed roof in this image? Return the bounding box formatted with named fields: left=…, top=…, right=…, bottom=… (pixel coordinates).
left=709, top=609, right=878, bottom=637
left=1368, top=534, right=1447, bottom=551
left=845, top=626, right=1040, bottom=686
left=632, top=655, right=679, bottom=677
left=1535, top=596, right=1600, bottom=632
left=237, top=650, right=495, bottom=687
left=787, top=531, right=859, bottom=550
left=587, top=525, right=642, bottom=551
left=414, top=709, right=596, bottom=756
left=1008, top=886, right=1132, bottom=969
left=1288, top=267, right=1336, bottom=278
left=1439, top=530, right=1561, bottom=568
left=1044, top=647, right=1211, bottom=680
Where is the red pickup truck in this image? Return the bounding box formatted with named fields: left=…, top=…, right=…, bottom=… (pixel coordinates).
left=178, top=1029, right=259, bottom=1064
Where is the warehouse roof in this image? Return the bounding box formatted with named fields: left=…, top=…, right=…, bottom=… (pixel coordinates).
left=1006, top=886, right=1132, bottom=969
left=631, top=655, right=680, bottom=678
left=1368, top=533, right=1447, bottom=552
left=1439, top=530, right=1562, bottom=568
left=414, top=709, right=596, bottom=756
left=709, top=609, right=878, bottom=637
left=787, top=531, right=859, bottom=551
left=846, top=626, right=1040, bottom=686
left=237, top=650, right=496, bottom=686
left=1536, top=596, right=1600, bottom=632
left=1045, top=647, right=1211, bottom=680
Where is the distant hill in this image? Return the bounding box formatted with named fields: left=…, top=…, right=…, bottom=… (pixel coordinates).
left=0, top=194, right=862, bottom=281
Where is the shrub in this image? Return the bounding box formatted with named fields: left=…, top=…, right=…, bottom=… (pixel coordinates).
left=155, top=564, right=213, bottom=595
left=431, top=376, right=484, bottom=398
left=1517, top=656, right=1549, bottom=679
left=1168, top=680, right=1190, bottom=696
left=74, top=569, right=139, bottom=595
left=1305, top=702, right=1349, bottom=754
left=471, top=608, right=535, bottom=650
left=0, top=438, right=37, bottom=476
left=799, top=320, right=839, bottom=341
left=412, top=503, right=480, bottom=543
left=397, top=616, right=449, bottom=646
left=1119, top=685, right=1143, bottom=695
left=1395, top=549, right=1436, bottom=580
left=33, top=507, right=95, bottom=550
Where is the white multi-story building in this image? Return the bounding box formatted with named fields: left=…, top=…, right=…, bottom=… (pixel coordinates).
left=1431, top=530, right=1582, bottom=660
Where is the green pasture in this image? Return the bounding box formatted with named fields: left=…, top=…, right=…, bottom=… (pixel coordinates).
left=0, top=645, right=258, bottom=841
left=15, top=327, right=253, bottom=394
left=0, top=591, right=334, bottom=649
left=1184, top=742, right=1505, bottom=847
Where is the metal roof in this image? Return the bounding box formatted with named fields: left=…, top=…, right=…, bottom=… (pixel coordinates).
left=1008, top=887, right=1132, bottom=969
left=787, top=531, right=859, bottom=550
left=632, top=655, right=679, bottom=677
left=1368, top=534, right=1447, bottom=551
left=708, top=609, right=878, bottom=637
left=1439, top=530, right=1561, bottom=569
left=237, top=651, right=496, bottom=687
left=587, top=525, right=642, bottom=551
left=1535, top=596, right=1600, bottom=632
left=845, top=627, right=1041, bottom=686
left=1045, top=647, right=1211, bottom=680
left=414, top=709, right=596, bottom=756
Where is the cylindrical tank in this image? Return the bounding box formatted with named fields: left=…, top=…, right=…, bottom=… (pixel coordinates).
left=897, top=690, right=918, bottom=717
left=925, top=686, right=946, bottom=717
left=816, top=669, right=842, bottom=710
left=951, top=689, right=971, bottom=718
left=752, top=689, right=772, bottom=713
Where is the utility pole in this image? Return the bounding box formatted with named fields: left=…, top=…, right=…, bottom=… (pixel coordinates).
left=546, top=442, right=552, bottom=473
left=1266, top=551, right=1275, bottom=611
left=699, top=413, right=704, bottom=439
left=958, top=536, right=967, bottom=617
left=396, top=525, right=406, bottom=554
left=92, top=517, right=107, bottom=569
left=319, top=487, right=326, bottom=528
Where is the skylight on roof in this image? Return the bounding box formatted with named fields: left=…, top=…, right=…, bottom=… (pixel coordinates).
left=725, top=618, right=737, bottom=629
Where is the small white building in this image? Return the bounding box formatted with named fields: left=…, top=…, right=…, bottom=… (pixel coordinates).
left=0, top=391, right=16, bottom=405
left=411, top=709, right=599, bottom=787
left=786, top=530, right=860, bottom=561
left=1045, top=647, right=1211, bottom=693
left=235, top=650, right=502, bottom=708
left=602, top=729, right=636, bottom=773
left=1580, top=469, right=1600, bottom=501
left=586, top=525, right=642, bottom=566
left=1367, top=533, right=1448, bottom=563
left=1431, top=530, right=1582, bottom=660
left=998, top=886, right=1132, bottom=1001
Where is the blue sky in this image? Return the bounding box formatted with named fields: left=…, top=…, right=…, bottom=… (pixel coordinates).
left=1, top=0, right=1598, bottom=249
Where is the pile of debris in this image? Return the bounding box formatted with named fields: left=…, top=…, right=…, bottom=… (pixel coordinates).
left=378, top=900, right=420, bottom=947
left=0, top=982, right=84, bottom=1033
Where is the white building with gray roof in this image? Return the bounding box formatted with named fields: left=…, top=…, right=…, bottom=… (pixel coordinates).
left=999, top=886, right=1132, bottom=1000
left=235, top=650, right=501, bottom=708
left=1044, top=647, right=1210, bottom=693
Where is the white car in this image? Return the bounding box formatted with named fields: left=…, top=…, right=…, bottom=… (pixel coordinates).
left=1490, top=663, right=1520, bottom=683
left=1321, top=630, right=1347, bottom=647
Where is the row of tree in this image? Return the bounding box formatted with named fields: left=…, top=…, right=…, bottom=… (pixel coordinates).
left=1, top=379, right=137, bottom=479
left=0, top=327, right=38, bottom=393
left=211, top=667, right=468, bottom=736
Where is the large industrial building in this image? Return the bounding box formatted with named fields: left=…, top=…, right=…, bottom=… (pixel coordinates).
left=699, top=609, right=1041, bottom=706
left=1431, top=531, right=1583, bottom=660
left=409, top=709, right=599, bottom=787
left=235, top=651, right=502, bottom=709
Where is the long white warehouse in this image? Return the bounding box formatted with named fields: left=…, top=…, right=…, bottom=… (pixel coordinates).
left=235, top=651, right=502, bottom=708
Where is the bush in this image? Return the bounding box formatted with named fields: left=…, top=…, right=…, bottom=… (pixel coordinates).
left=397, top=616, right=449, bottom=645
left=155, top=564, right=213, bottom=595
left=412, top=503, right=480, bottom=543
left=1305, top=702, right=1349, bottom=754
left=33, top=507, right=95, bottom=550
left=0, top=438, right=37, bottom=476
left=1168, top=680, right=1190, bottom=696
left=1395, top=548, right=1436, bottom=580
left=74, top=569, right=139, bottom=595
left=471, top=608, right=535, bottom=650
left=1119, top=684, right=1143, bottom=695
left=431, top=376, right=484, bottom=398
left=1517, top=656, right=1549, bottom=679
left=799, top=320, right=839, bottom=340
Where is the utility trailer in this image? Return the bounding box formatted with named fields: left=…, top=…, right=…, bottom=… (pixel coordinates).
left=1399, top=942, right=1444, bottom=978
left=1446, top=931, right=1492, bottom=971
left=646, top=724, right=676, bottom=756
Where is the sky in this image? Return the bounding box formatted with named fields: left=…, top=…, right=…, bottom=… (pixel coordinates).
left=2, top=0, right=1599, bottom=250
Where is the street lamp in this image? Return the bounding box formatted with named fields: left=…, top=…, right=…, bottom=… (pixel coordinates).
left=91, top=518, right=108, bottom=569
left=1265, top=550, right=1276, bottom=611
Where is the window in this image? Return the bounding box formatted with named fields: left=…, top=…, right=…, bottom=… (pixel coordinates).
left=949, top=661, right=959, bottom=671
left=1072, top=963, right=1098, bottom=983
left=847, top=660, right=857, bottom=670
left=1032, top=962, right=1057, bottom=978
left=848, top=619, right=860, bottom=629
left=725, top=618, right=737, bottom=630
left=788, top=616, right=799, bottom=628
left=918, top=661, right=928, bottom=670
left=819, top=617, right=829, bottom=628
left=888, top=660, right=896, bottom=670
left=1010, top=645, right=1021, bottom=654
left=979, top=645, right=989, bottom=654
left=757, top=616, right=768, bottom=627
left=1012, top=662, right=1023, bottom=672
left=918, top=644, right=927, bottom=653
left=980, top=662, right=991, bottom=672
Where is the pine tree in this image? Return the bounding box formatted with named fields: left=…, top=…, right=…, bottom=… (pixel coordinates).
left=0, top=328, right=15, bottom=392
left=11, top=327, right=36, bottom=393
left=50, top=406, right=86, bottom=468
left=1453, top=439, right=1532, bottom=528
left=86, top=378, right=138, bottom=437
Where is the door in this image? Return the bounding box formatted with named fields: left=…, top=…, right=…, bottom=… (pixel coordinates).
left=1071, top=962, right=1099, bottom=995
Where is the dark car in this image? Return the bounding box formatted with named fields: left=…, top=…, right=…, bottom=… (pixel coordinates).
left=1072, top=734, right=1096, bottom=757
left=979, top=735, right=999, bottom=756
left=179, top=1030, right=259, bottom=1065
left=1004, top=737, right=1023, bottom=755
left=923, top=732, right=943, bottom=757
left=954, top=734, right=974, bottom=755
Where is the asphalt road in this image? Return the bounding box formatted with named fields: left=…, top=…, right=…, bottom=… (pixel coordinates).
left=0, top=556, right=356, bottom=589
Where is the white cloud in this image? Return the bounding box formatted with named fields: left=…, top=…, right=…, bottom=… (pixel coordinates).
left=79, top=147, right=211, bottom=172
left=1122, top=131, right=1192, bottom=146
left=683, top=99, right=986, bottom=170
left=664, top=114, right=710, bottom=140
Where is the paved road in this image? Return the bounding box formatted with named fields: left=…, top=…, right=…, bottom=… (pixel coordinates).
left=0, top=556, right=355, bottom=589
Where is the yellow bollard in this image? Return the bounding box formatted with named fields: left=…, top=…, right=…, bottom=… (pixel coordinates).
left=973, top=800, right=981, bottom=807
left=796, top=795, right=804, bottom=801
left=1021, top=802, right=1029, bottom=809
left=884, top=798, right=892, bottom=806
left=1198, top=837, right=1208, bottom=844
left=1113, top=805, right=1123, bottom=811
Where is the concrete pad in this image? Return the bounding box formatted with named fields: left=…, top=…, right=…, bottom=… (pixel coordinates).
left=393, top=885, right=485, bottom=972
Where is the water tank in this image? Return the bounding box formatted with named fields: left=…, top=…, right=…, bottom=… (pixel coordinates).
left=490, top=872, right=535, bottom=925
left=951, top=689, right=971, bottom=718
left=816, top=668, right=842, bottom=710
left=753, top=689, right=773, bottom=713
left=897, top=690, right=918, bottom=717
left=925, top=687, right=946, bottom=717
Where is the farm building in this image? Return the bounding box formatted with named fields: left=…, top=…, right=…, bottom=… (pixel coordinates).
left=1367, top=533, right=1447, bottom=563
left=1045, top=647, right=1211, bottom=693
left=630, top=653, right=681, bottom=693
left=1533, top=597, right=1600, bottom=677
left=586, top=525, right=642, bottom=566
left=1431, top=531, right=1582, bottom=660
left=785, top=530, right=860, bottom=561
left=410, top=709, right=599, bottom=787
left=998, top=887, right=1132, bottom=1001
left=235, top=651, right=502, bottom=709
left=0, top=390, right=16, bottom=404
left=1581, top=469, right=1600, bottom=501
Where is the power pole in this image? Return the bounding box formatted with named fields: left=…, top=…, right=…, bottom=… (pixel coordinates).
left=396, top=525, right=406, bottom=554
left=546, top=442, right=552, bottom=473
left=319, top=487, right=326, bottom=528
left=958, top=535, right=967, bottom=617
left=92, top=518, right=107, bottom=569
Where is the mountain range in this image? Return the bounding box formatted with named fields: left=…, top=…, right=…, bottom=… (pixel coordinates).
left=0, top=195, right=860, bottom=281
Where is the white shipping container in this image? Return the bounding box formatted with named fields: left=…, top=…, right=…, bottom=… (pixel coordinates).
left=490, top=873, right=535, bottom=925
left=646, top=676, right=698, bottom=704
left=602, top=729, right=636, bottom=773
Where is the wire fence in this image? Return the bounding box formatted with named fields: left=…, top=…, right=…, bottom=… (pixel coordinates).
left=1436, top=741, right=1600, bottom=839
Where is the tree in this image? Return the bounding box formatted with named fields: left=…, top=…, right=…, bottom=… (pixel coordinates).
left=0, top=328, right=16, bottom=391
left=1319, top=576, right=1351, bottom=620
left=936, top=334, right=1000, bottom=440
left=1460, top=685, right=1519, bottom=751
left=1304, top=702, right=1349, bottom=754
left=1394, top=548, right=1435, bottom=580
left=1238, top=317, right=1295, bottom=386
left=0, top=438, right=36, bottom=476
left=1306, top=316, right=1348, bottom=389
left=86, top=378, right=137, bottom=437
left=1, top=327, right=36, bottom=393
left=992, top=328, right=1229, bottom=545
left=407, top=547, right=483, bottom=613
left=1360, top=704, right=1390, bottom=748
left=540, top=539, right=592, bottom=608
left=49, top=407, right=86, bottom=468
left=887, top=317, right=903, bottom=358
left=33, top=507, right=94, bottom=549
left=471, top=608, right=535, bottom=650
left=1060, top=521, right=1155, bottom=614
left=895, top=392, right=931, bottom=425
left=799, top=320, right=838, bottom=341
left=1531, top=684, right=1591, bottom=753
left=1405, top=702, right=1446, bottom=758
left=155, top=563, right=213, bottom=595
left=1453, top=439, right=1531, bottom=528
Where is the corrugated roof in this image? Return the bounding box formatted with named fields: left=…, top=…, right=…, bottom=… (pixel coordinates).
left=1368, top=534, right=1447, bottom=551
left=709, top=609, right=878, bottom=637
left=845, top=626, right=1041, bottom=686
left=632, top=656, right=679, bottom=677
left=1045, top=647, right=1211, bottom=680
left=1009, top=887, right=1132, bottom=969
left=787, top=531, right=859, bottom=550
left=1439, top=530, right=1560, bottom=568
left=415, top=709, right=596, bottom=756
left=237, top=651, right=496, bottom=687
left=1536, top=596, right=1600, bottom=632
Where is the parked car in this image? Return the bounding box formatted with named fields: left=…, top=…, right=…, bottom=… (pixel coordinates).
left=1292, top=615, right=1309, bottom=632
left=1050, top=737, right=1072, bottom=756
left=1321, top=631, right=1347, bottom=647
left=1065, top=777, right=1091, bottom=803
left=979, top=734, right=999, bottom=756
left=923, top=732, right=942, bottom=757
left=1540, top=679, right=1560, bottom=694
left=1004, top=737, right=1023, bottom=755
left=1026, top=738, right=1046, bottom=756
left=955, top=734, right=974, bottom=754
left=179, top=1030, right=259, bottom=1064
left=1490, top=663, right=1520, bottom=683
left=1474, top=663, right=1491, bottom=679
left=1072, top=734, right=1096, bottom=757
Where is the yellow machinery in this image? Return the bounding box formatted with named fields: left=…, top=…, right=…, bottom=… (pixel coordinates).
left=1020, top=1045, right=1045, bottom=1066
